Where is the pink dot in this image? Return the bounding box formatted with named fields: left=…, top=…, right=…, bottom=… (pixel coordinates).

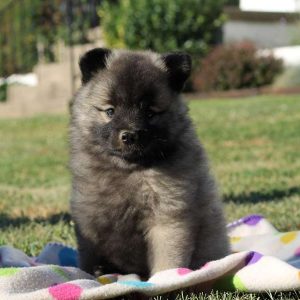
left=177, top=268, right=192, bottom=276
left=49, top=283, right=82, bottom=300
left=295, top=247, right=300, bottom=257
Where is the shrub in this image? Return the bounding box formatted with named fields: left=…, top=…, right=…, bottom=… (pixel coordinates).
left=99, top=0, right=225, bottom=57
left=224, top=0, right=239, bottom=6
left=192, top=42, right=283, bottom=91
left=0, top=0, right=102, bottom=77
left=0, top=82, right=7, bottom=102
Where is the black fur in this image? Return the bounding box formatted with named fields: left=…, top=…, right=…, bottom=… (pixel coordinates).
left=70, top=49, right=230, bottom=278
left=79, top=48, right=111, bottom=84
left=162, top=52, right=192, bottom=92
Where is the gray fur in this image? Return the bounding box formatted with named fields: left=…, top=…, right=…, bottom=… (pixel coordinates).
left=70, top=49, right=230, bottom=278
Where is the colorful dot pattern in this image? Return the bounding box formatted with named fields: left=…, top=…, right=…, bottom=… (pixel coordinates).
left=0, top=215, right=299, bottom=298
left=48, top=283, right=82, bottom=300
left=230, top=236, right=242, bottom=243
left=280, top=232, right=297, bottom=244
left=98, top=274, right=118, bottom=285
left=51, top=266, right=69, bottom=280
left=245, top=252, right=263, bottom=266
left=242, top=215, right=263, bottom=226
left=58, top=248, right=78, bottom=267
left=177, top=268, right=192, bottom=275
left=233, top=275, right=247, bottom=291
left=0, top=268, right=19, bottom=277
left=118, top=280, right=154, bottom=288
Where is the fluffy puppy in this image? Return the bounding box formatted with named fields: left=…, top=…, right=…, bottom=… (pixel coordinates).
left=70, top=48, right=230, bottom=278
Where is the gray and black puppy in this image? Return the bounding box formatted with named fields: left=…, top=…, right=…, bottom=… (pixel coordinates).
left=70, top=48, right=230, bottom=278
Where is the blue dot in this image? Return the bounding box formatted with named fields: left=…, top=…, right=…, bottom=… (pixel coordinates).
left=58, top=248, right=78, bottom=267
left=118, top=281, right=154, bottom=288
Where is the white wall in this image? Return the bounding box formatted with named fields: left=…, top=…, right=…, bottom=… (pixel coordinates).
left=272, top=46, right=300, bottom=66
left=240, top=0, right=300, bottom=13
left=224, top=20, right=299, bottom=48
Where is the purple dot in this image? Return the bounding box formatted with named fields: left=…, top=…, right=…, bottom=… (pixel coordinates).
left=295, top=247, right=300, bottom=257
left=245, top=251, right=263, bottom=266
left=242, top=215, right=263, bottom=226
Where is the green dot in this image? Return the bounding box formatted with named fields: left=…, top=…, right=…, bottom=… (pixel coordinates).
left=0, top=268, right=20, bottom=277
left=233, top=275, right=247, bottom=291
left=213, top=274, right=247, bottom=292
left=51, top=266, right=69, bottom=280
left=213, top=275, right=235, bottom=291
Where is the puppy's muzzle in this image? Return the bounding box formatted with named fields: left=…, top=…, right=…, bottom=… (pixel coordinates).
left=119, top=130, right=138, bottom=145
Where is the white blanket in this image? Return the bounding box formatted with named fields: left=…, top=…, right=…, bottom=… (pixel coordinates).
left=0, top=215, right=299, bottom=299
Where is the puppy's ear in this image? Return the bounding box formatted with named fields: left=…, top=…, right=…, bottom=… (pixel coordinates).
left=79, top=48, right=111, bottom=84
left=162, top=52, right=192, bottom=92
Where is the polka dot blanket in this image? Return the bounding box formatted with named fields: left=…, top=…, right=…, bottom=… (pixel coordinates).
left=0, top=214, right=300, bottom=299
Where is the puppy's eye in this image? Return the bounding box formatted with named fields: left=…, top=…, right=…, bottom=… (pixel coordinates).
left=105, top=108, right=115, bottom=118
left=147, top=110, right=155, bottom=118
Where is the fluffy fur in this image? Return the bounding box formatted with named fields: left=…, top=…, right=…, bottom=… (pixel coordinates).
left=70, top=48, right=230, bottom=278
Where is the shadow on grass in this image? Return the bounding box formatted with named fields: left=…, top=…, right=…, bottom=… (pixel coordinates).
left=2, top=187, right=300, bottom=229
left=0, top=212, right=71, bottom=229
left=223, top=186, right=300, bottom=204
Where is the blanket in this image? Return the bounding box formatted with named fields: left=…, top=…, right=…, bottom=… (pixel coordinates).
left=0, top=214, right=300, bottom=299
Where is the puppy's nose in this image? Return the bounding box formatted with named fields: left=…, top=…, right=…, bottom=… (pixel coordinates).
left=119, top=131, right=137, bottom=145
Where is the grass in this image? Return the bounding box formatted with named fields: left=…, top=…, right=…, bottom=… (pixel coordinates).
left=0, top=94, right=299, bottom=299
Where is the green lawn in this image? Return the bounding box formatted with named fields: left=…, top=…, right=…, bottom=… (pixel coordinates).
left=0, top=95, right=300, bottom=299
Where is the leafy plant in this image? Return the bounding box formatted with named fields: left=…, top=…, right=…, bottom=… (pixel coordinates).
left=99, top=0, right=225, bottom=57
left=0, top=0, right=101, bottom=77
left=193, top=41, right=283, bottom=91
left=0, top=81, right=7, bottom=102
left=224, top=0, right=239, bottom=6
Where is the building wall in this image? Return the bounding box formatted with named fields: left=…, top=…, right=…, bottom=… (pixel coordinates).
left=240, top=0, right=300, bottom=13
left=224, top=20, right=299, bottom=48
left=224, top=7, right=300, bottom=48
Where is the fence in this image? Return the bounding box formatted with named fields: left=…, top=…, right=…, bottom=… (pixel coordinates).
left=0, top=0, right=102, bottom=79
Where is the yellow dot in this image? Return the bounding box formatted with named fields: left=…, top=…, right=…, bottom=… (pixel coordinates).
left=98, top=276, right=112, bottom=285
left=230, top=236, right=242, bottom=243
left=280, top=232, right=297, bottom=244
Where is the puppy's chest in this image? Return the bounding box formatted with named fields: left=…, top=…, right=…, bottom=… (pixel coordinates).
left=96, top=171, right=175, bottom=221
left=80, top=170, right=187, bottom=246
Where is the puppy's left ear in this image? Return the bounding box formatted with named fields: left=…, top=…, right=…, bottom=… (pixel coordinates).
left=79, top=48, right=112, bottom=84
left=162, top=52, right=192, bottom=92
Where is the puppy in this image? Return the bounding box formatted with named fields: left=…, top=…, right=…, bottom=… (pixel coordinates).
left=70, top=48, right=230, bottom=278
